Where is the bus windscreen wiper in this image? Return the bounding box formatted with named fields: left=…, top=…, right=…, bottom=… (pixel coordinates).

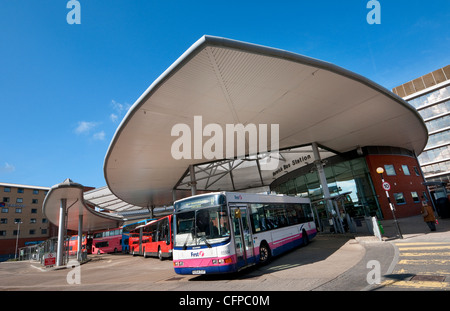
left=182, top=228, right=195, bottom=250
left=198, top=235, right=212, bottom=248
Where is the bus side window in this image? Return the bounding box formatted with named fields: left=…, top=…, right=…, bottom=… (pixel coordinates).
left=250, top=204, right=266, bottom=232
left=286, top=205, right=299, bottom=225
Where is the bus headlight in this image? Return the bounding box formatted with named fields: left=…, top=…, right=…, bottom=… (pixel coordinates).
left=174, top=261, right=184, bottom=266
left=213, top=257, right=233, bottom=264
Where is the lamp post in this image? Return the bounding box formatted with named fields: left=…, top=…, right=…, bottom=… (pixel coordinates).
left=14, top=221, right=23, bottom=259
left=376, top=167, right=403, bottom=239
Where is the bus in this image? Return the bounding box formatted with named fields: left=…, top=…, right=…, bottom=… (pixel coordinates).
left=121, top=219, right=154, bottom=253
left=129, top=215, right=173, bottom=260
left=67, top=235, right=92, bottom=256
left=92, top=228, right=123, bottom=254
left=173, top=192, right=316, bottom=275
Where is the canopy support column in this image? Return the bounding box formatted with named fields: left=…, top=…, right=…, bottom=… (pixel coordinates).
left=189, top=165, right=197, bottom=196
left=77, top=214, right=83, bottom=262
left=56, top=198, right=66, bottom=267
left=312, top=142, right=343, bottom=233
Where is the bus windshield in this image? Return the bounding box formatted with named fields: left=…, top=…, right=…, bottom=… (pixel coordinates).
left=175, top=205, right=230, bottom=248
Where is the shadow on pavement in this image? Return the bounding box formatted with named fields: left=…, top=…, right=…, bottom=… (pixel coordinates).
left=190, top=235, right=352, bottom=281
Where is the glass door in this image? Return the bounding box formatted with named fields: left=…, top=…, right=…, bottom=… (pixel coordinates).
left=230, top=205, right=255, bottom=269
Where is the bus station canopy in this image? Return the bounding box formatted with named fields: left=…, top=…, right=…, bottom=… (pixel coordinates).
left=42, top=179, right=123, bottom=232
left=83, top=186, right=173, bottom=218
left=104, top=35, right=428, bottom=208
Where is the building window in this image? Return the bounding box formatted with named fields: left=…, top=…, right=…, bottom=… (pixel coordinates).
left=413, top=166, right=421, bottom=176
left=30, top=218, right=36, bottom=224
left=31, top=209, right=37, bottom=214
left=42, top=218, right=48, bottom=223
left=41, top=229, right=47, bottom=235
left=0, top=218, right=7, bottom=224
left=16, top=198, right=23, bottom=203
left=411, top=192, right=420, bottom=203
left=15, top=208, right=22, bottom=213
left=33, top=189, right=39, bottom=195
left=14, top=218, right=21, bottom=223
left=2, top=197, right=9, bottom=203
left=29, top=229, right=35, bottom=235
left=384, top=165, right=396, bottom=176
left=4, top=187, right=11, bottom=193
left=0, top=231, right=6, bottom=236
left=402, top=165, right=411, bottom=175
left=1, top=208, right=8, bottom=213
left=394, top=193, right=406, bottom=205
left=17, top=188, right=24, bottom=193
left=32, top=199, right=38, bottom=204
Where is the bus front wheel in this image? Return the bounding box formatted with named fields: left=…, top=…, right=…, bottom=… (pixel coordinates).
left=302, top=230, right=309, bottom=246
left=259, top=242, right=271, bottom=265
left=158, top=247, right=164, bottom=261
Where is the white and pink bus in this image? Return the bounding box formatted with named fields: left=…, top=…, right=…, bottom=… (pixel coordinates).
left=173, top=192, right=316, bottom=275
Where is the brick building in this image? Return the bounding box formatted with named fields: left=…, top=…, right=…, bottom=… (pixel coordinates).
left=0, top=183, right=55, bottom=261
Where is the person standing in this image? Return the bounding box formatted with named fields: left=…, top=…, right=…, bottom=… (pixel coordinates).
left=421, top=198, right=437, bottom=231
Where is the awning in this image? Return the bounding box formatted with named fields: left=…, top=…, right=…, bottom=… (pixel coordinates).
left=83, top=186, right=174, bottom=218
left=104, top=35, right=428, bottom=208
left=42, top=179, right=123, bottom=232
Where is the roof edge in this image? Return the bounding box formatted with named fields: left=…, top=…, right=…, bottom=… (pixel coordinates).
left=103, top=35, right=429, bottom=207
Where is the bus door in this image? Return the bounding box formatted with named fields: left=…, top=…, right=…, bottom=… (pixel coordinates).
left=230, top=205, right=255, bottom=269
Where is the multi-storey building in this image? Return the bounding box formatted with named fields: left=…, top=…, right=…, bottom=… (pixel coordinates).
left=0, top=182, right=52, bottom=260
left=393, top=66, right=450, bottom=183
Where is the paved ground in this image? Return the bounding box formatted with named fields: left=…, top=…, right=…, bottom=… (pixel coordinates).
left=0, top=214, right=448, bottom=293
left=0, top=235, right=364, bottom=291
left=371, top=215, right=450, bottom=291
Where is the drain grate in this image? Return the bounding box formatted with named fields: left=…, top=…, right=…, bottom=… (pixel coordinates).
left=410, top=275, right=446, bottom=282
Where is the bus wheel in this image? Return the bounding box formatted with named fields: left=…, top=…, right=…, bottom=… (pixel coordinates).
left=97, top=250, right=101, bottom=255
left=143, top=248, right=147, bottom=258
left=259, top=242, right=271, bottom=265
left=158, top=247, right=163, bottom=261
left=302, top=230, right=309, bottom=246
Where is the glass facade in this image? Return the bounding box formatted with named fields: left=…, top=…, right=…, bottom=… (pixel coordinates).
left=412, top=82, right=450, bottom=184
left=271, top=157, right=382, bottom=227
left=408, top=85, right=450, bottom=109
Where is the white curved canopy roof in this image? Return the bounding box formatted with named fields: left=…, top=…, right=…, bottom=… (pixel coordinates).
left=43, top=179, right=123, bottom=232
left=104, top=35, right=428, bottom=208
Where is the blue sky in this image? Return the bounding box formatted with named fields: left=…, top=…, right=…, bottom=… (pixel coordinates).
left=1, top=0, right=449, bottom=189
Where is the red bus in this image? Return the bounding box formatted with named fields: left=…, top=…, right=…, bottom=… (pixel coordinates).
left=129, top=215, right=173, bottom=260
left=68, top=235, right=92, bottom=256
left=92, top=228, right=123, bottom=254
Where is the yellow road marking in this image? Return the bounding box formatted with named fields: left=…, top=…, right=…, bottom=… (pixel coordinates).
left=383, top=280, right=450, bottom=290
left=394, top=242, right=450, bottom=246
left=398, top=259, right=450, bottom=265
left=397, top=246, right=450, bottom=251
left=400, top=252, right=450, bottom=257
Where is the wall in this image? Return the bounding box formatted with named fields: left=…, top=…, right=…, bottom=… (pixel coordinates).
left=365, top=154, right=428, bottom=219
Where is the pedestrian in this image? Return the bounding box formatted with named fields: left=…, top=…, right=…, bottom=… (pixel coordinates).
left=421, top=198, right=437, bottom=231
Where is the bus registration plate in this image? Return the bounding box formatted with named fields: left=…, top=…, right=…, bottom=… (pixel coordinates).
left=192, top=270, right=206, bottom=275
